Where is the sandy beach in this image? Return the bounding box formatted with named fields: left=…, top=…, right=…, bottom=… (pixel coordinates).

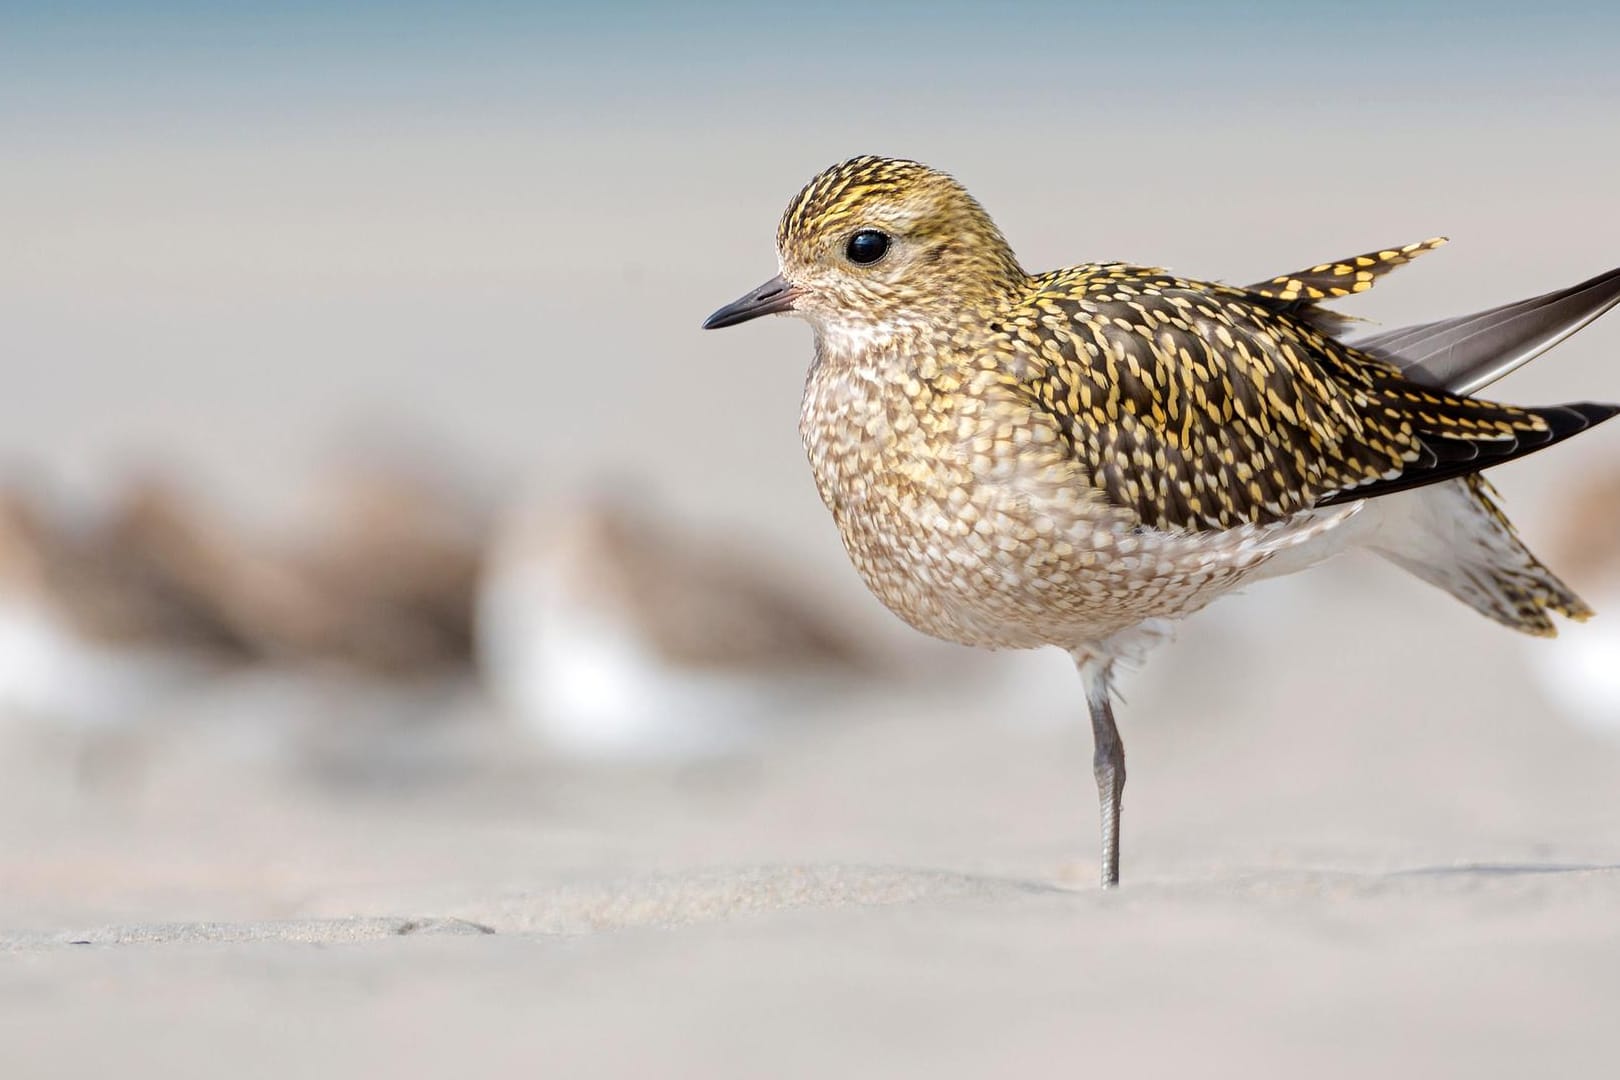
left=5, top=557, right=1620, bottom=1078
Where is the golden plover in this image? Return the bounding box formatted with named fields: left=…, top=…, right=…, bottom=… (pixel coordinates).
left=704, top=155, right=1620, bottom=886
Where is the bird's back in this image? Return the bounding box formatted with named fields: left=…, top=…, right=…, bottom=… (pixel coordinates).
left=994, top=262, right=1612, bottom=533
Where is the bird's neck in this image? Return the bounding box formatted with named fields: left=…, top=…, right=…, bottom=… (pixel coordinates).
left=811, top=319, right=924, bottom=366
left=808, top=298, right=1004, bottom=379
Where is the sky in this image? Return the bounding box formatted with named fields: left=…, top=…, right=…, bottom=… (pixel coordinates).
left=6, top=3, right=1620, bottom=157
left=2, top=1, right=1617, bottom=551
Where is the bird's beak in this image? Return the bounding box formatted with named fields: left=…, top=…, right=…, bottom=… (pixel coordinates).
left=702, top=274, right=801, bottom=330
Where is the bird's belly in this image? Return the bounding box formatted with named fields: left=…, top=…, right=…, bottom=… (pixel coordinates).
left=813, top=442, right=1270, bottom=651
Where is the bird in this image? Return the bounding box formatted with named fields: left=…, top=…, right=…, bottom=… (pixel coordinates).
left=702, top=154, right=1620, bottom=887
left=1523, top=465, right=1620, bottom=737
left=0, top=484, right=233, bottom=735
left=477, top=492, right=872, bottom=759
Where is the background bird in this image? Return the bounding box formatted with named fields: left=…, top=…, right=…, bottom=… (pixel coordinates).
left=478, top=492, right=873, bottom=760
left=704, top=155, right=1620, bottom=887
left=1524, top=463, right=1620, bottom=737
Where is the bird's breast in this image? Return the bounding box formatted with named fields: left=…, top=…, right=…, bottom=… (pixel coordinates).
left=795, top=343, right=1341, bottom=651
left=799, top=349, right=1126, bottom=647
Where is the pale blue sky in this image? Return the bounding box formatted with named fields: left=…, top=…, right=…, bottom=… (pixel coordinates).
left=8, top=2, right=1619, bottom=127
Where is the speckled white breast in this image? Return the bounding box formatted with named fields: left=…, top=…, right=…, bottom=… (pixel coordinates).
left=799, top=338, right=1362, bottom=654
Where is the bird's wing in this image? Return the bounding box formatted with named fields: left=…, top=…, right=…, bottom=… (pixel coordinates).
left=1243, top=237, right=1447, bottom=336
left=1348, top=265, right=1620, bottom=395
left=1007, top=266, right=1607, bottom=532
left=1246, top=237, right=1448, bottom=303
left=1251, top=241, right=1620, bottom=397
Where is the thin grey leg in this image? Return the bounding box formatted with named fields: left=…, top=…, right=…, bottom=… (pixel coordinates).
left=1078, top=661, right=1125, bottom=888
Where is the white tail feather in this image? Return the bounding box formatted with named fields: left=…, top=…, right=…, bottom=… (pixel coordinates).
left=1363, top=476, right=1591, bottom=636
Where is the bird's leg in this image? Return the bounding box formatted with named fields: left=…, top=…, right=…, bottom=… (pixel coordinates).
left=1076, top=656, right=1125, bottom=888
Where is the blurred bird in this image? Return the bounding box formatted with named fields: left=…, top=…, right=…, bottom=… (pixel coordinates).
left=477, top=494, right=870, bottom=759
left=704, top=155, right=1620, bottom=886
left=0, top=486, right=234, bottom=730
left=292, top=452, right=490, bottom=672
left=1526, top=467, right=1620, bottom=736
left=115, top=474, right=479, bottom=677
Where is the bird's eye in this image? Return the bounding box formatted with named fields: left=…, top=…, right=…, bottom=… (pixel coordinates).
left=845, top=229, right=890, bottom=265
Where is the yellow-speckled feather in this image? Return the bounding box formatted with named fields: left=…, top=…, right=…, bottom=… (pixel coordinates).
left=1248, top=237, right=1449, bottom=302
left=994, top=262, right=1556, bottom=531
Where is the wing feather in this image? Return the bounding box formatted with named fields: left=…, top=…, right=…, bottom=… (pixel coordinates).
left=1005, top=265, right=1608, bottom=532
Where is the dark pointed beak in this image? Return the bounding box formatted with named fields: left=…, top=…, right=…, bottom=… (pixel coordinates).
left=702, top=274, right=801, bottom=330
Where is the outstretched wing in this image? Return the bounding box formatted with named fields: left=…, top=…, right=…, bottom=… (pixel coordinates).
left=1244, top=237, right=1448, bottom=336
left=1005, top=265, right=1610, bottom=532
left=1251, top=240, right=1620, bottom=398
left=1247, top=237, right=1448, bottom=302
left=1352, top=264, right=1620, bottom=395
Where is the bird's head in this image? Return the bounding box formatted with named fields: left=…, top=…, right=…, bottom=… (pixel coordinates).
left=703, top=156, right=1026, bottom=344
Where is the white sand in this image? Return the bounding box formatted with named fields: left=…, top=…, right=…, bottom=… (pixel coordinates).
left=3, top=562, right=1620, bottom=1078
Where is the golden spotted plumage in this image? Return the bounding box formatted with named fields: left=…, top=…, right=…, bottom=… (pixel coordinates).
left=705, top=154, right=1619, bottom=885
left=1000, top=261, right=1554, bottom=531
left=1249, top=236, right=1449, bottom=303
left=750, top=156, right=1603, bottom=653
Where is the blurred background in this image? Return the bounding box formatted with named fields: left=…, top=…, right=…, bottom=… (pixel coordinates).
left=2, top=0, right=1619, bottom=932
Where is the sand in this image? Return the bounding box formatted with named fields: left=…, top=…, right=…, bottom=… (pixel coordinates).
left=3, top=560, right=1619, bottom=1079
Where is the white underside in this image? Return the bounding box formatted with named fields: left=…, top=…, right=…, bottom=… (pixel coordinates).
left=0, top=600, right=199, bottom=729
left=477, top=561, right=815, bottom=761
left=1081, top=474, right=1567, bottom=672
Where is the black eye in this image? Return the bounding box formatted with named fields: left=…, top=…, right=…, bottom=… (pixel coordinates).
left=845, top=229, right=890, bottom=265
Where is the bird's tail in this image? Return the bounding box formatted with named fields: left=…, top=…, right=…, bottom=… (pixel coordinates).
left=1367, top=474, right=1591, bottom=636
